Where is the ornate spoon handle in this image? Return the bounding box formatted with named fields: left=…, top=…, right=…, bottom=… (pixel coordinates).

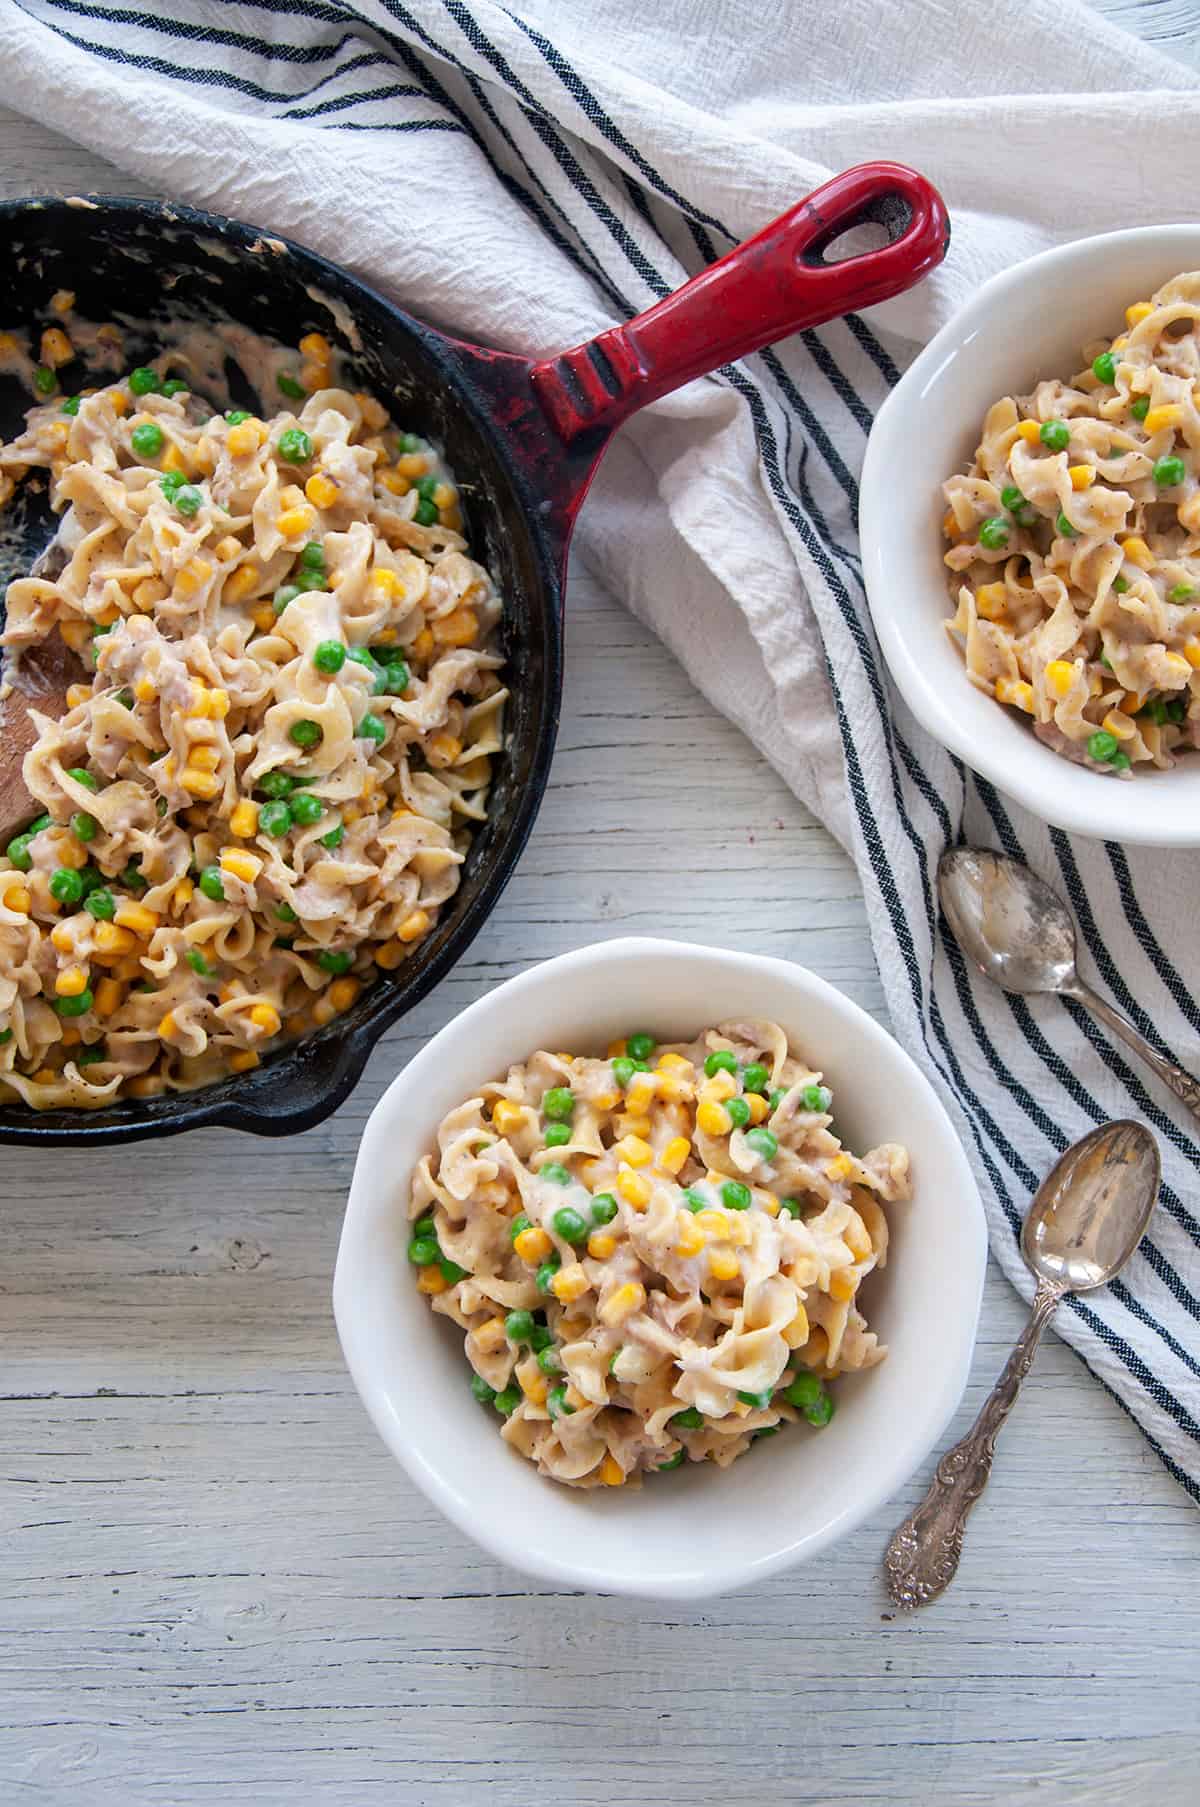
left=883, top=1278, right=1063, bottom=1609
left=1071, top=981, right=1200, bottom=1120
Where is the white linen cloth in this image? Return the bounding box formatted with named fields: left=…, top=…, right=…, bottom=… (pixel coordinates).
left=3, top=0, right=1199, bottom=1498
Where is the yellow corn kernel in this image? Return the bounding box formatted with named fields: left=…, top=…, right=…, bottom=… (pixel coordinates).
left=113, top=901, right=159, bottom=937
left=311, top=996, right=338, bottom=1028
left=473, top=1316, right=508, bottom=1355
left=66, top=682, right=92, bottom=709
left=416, top=1264, right=448, bottom=1295
left=93, top=922, right=137, bottom=956
left=40, top=325, right=73, bottom=367
left=489, top=1098, right=523, bottom=1136
left=432, top=606, right=478, bottom=648
left=224, top=563, right=260, bottom=605
left=702, top=1067, right=737, bottom=1102
left=1068, top=463, right=1095, bottom=490
left=656, top=1051, right=692, bottom=1074
left=59, top=618, right=93, bottom=653
left=845, top=1215, right=873, bottom=1261
left=516, top=1357, right=549, bottom=1407
left=1102, top=710, right=1136, bottom=742
left=378, top=468, right=411, bottom=496
left=692, top=1208, right=725, bottom=1239
left=93, top=977, right=123, bottom=1017
left=132, top=676, right=156, bottom=704
left=444, top=505, right=463, bottom=530
left=59, top=1026, right=81, bottom=1048
left=1143, top=403, right=1184, bottom=436
left=49, top=831, right=87, bottom=871
left=374, top=938, right=406, bottom=970
left=175, top=557, right=213, bottom=601
left=1183, top=640, right=1200, bottom=670
left=50, top=290, right=75, bottom=318
left=173, top=877, right=194, bottom=911
left=589, top=1090, right=619, bottom=1114
left=1044, top=659, right=1075, bottom=699
left=180, top=767, right=218, bottom=799
left=625, top=1072, right=658, bottom=1114
left=431, top=482, right=456, bottom=510
left=54, top=965, right=89, bottom=997
left=397, top=908, right=431, bottom=943
left=225, top=419, right=261, bottom=459
left=974, top=581, right=1007, bottom=621
left=660, top=1134, right=691, bottom=1175
left=994, top=676, right=1035, bottom=714
left=50, top=923, right=76, bottom=953
left=783, top=1303, right=811, bottom=1349
left=614, top=1133, right=653, bottom=1168
left=410, top=627, right=435, bottom=664
left=305, top=472, right=340, bottom=509
left=214, top=534, right=242, bottom=563
left=551, top=1262, right=590, bottom=1304
left=826, top=1152, right=854, bottom=1182
left=696, top=1098, right=732, bottom=1137
left=276, top=506, right=315, bottom=539
left=135, top=577, right=168, bottom=613
left=1015, top=419, right=1042, bottom=443
left=226, top=1049, right=259, bottom=1074
left=829, top=1267, right=859, bottom=1303
left=396, top=451, right=429, bottom=478
left=598, top=1453, right=625, bottom=1487
left=598, top=1280, right=645, bottom=1327
left=229, top=799, right=259, bottom=839
left=1112, top=335, right=1128, bottom=351
left=426, top=732, right=462, bottom=768
left=1119, top=534, right=1155, bottom=569
left=617, top=1165, right=651, bottom=1209
left=606, top=1038, right=627, bottom=1059
left=219, top=849, right=262, bottom=884
left=248, top=1002, right=281, bottom=1035
left=299, top=331, right=332, bottom=362
left=31, top=1067, right=58, bottom=1086
left=513, top=1225, right=552, bottom=1264
left=249, top=602, right=274, bottom=635
left=745, top=1093, right=770, bottom=1125
left=157, top=1011, right=177, bottom=1039
left=193, top=435, right=216, bottom=476
left=328, top=977, right=361, bottom=1014
left=368, top=568, right=404, bottom=606
left=1165, top=650, right=1192, bottom=677
left=674, top=1213, right=707, bottom=1258
left=1126, top=301, right=1154, bottom=328
left=587, top=1230, right=617, bottom=1260
left=707, top=1247, right=741, bottom=1283
left=759, top=1192, right=780, bottom=1216
left=108, top=389, right=129, bottom=417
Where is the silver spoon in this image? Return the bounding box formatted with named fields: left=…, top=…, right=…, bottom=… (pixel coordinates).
left=939, top=846, right=1200, bottom=1121
left=884, top=1119, right=1160, bottom=1608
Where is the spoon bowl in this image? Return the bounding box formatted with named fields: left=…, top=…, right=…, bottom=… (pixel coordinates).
left=1022, top=1119, right=1160, bottom=1292
left=938, top=847, right=1078, bottom=995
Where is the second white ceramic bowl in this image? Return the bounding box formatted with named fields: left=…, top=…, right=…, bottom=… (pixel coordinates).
left=861, top=225, right=1200, bottom=846
left=333, top=937, right=986, bottom=1599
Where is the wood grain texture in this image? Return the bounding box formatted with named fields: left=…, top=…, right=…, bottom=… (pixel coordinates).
left=1, top=13, right=1199, bottom=1797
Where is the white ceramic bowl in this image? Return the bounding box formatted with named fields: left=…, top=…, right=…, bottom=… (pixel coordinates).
left=861, top=225, right=1200, bottom=846
left=333, top=937, right=986, bottom=1600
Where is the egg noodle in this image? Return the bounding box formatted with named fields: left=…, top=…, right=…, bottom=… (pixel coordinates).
left=943, top=271, right=1200, bottom=774
left=409, top=1021, right=910, bottom=1488
left=0, top=321, right=505, bottom=1108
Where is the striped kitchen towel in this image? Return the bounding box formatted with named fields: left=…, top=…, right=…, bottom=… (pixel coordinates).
left=3, top=0, right=1200, bottom=1498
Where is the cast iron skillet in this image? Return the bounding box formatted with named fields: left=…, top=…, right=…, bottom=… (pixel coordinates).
left=0, top=164, right=948, bottom=1145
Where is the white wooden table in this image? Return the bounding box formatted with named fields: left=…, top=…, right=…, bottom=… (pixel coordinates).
left=3, top=14, right=1198, bottom=1801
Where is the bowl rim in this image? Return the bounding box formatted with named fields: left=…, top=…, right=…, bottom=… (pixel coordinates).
left=332, top=933, right=988, bottom=1599
left=861, top=222, right=1200, bottom=847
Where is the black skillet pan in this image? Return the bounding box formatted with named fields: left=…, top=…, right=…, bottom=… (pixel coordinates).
left=0, top=165, right=948, bottom=1144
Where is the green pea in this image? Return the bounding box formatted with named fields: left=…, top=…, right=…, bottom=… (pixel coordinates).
left=1040, top=419, right=1070, bottom=451
left=5, top=832, right=33, bottom=871
left=410, top=498, right=436, bottom=526
left=1092, top=351, right=1117, bottom=385
left=725, top=1097, right=750, bottom=1129
left=547, top=1384, right=574, bottom=1419
left=61, top=395, right=81, bottom=415
left=782, top=1370, right=823, bottom=1409
left=76, top=867, right=102, bottom=899
left=407, top=1235, right=439, bottom=1266
left=704, top=1050, right=737, bottom=1077
left=224, top=409, right=249, bottom=425
left=626, top=1032, right=656, bottom=1061
left=259, top=800, right=293, bottom=838
left=121, top=861, right=146, bottom=891
left=397, top=433, right=422, bottom=454
left=257, top=774, right=296, bottom=805
left=536, top=1346, right=562, bottom=1375
left=657, top=1450, right=685, bottom=1470
left=804, top=1392, right=835, bottom=1428
left=543, top=1086, right=574, bottom=1121
left=0, top=1028, right=11, bottom=1045
left=753, top=1426, right=780, bottom=1441
left=1109, top=750, right=1131, bottom=772
left=358, top=712, right=387, bottom=746
left=544, top=1123, right=571, bottom=1148
left=54, top=988, right=93, bottom=1017
left=508, top=1213, right=531, bottom=1243
left=381, top=659, right=410, bottom=694
left=277, top=371, right=306, bottom=399
left=1167, top=697, right=1188, bottom=723
left=313, top=639, right=346, bottom=675
left=978, top=516, right=1010, bottom=550
left=300, top=541, right=326, bottom=572
left=1055, top=511, right=1078, bottom=539
left=493, top=1387, right=521, bottom=1416
left=1168, top=583, right=1195, bottom=602
left=185, top=948, right=213, bottom=976
left=158, top=469, right=185, bottom=496
left=128, top=367, right=160, bottom=396
left=76, top=1046, right=105, bottom=1067
left=540, top=1161, right=572, bottom=1187
left=27, top=814, right=51, bottom=833
left=92, top=623, right=115, bottom=643
left=535, top=1259, right=561, bottom=1292
left=745, top=1127, right=778, bottom=1160
left=470, top=1373, right=497, bottom=1406
left=116, top=690, right=136, bottom=711
left=552, top=1206, right=588, bottom=1243
left=289, top=719, right=323, bottom=749
left=506, top=1309, right=536, bottom=1343
left=1130, top=397, right=1151, bottom=421
left=612, top=1055, right=635, bottom=1088
left=1087, top=729, right=1120, bottom=763
left=317, top=949, right=352, bottom=975
left=1154, top=456, right=1186, bottom=488
left=670, top=1407, right=704, bottom=1430
left=1111, top=576, right=1129, bottom=594
left=84, top=888, right=115, bottom=921
left=319, top=823, right=344, bottom=850
left=173, top=484, right=202, bottom=517
left=777, top=1199, right=802, bottom=1219
left=289, top=792, right=324, bottom=827
left=277, top=428, right=313, bottom=463
left=737, top=1388, right=773, bottom=1409
left=49, top=867, right=84, bottom=905
left=801, top=1082, right=832, bottom=1113
left=681, top=1188, right=707, bottom=1213
left=66, top=767, right=99, bottom=792
left=413, top=474, right=439, bottom=501
left=131, top=421, right=164, bottom=459
left=33, top=365, right=56, bottom=395
left=273, top=583, right=301, bottom=616
left=71, top=812, right=97, bottom=843
left=198, top=865, right=225, bottom=902
left=720, top=1180, right=752, bottom=1211
left=741, top=1063, right=769, bottom=1095
left=161, top=379, right=187, bottom=397
left=590, top=1193, right=618, bottom=1225
left=528, top=1324, right=553, bottom=1352
left=293, top=569, right=327, bottom=593
left=768, top=1088, right=787, bottom=1113
left=439, top=1258, right=468, bottom=1285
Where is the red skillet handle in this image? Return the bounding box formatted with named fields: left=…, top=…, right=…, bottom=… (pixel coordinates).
left=530, top=161, right=948, bottom=443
